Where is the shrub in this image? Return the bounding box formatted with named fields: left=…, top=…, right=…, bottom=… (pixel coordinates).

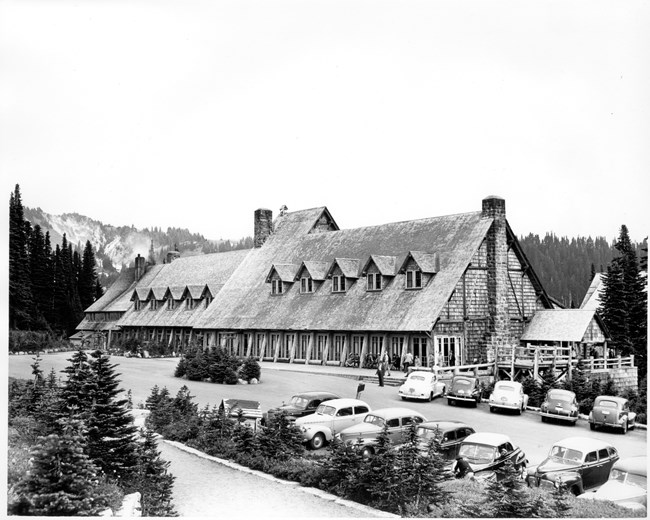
left=240, top=357, right=261, bottom=382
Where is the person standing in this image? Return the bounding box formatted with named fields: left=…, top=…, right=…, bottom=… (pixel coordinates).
left=376, top=360, right=385, bottom=387
left=403, top=351, right=413, bottom=373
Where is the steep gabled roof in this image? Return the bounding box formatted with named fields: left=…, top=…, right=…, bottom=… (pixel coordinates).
left=296, top=261, right=330, bottom=281
left=521, top=309, right=607, bottom=342
left=165, top=286, right=186, bottom=300
left=194, top=208, right=494, bottom=332
left=361, top=255, right=397, bottom=277
left=398, top=251, right=440, bottom=274
left=327, top=258, right=361, bottom=279
left=580, top=273, right=603, bottom=310
left=184, top=285, right=205, bottom=300
left=266, top=263, right=300, bottom=283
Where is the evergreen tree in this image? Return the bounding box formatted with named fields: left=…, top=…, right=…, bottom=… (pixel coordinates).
left=132, top=428, right=177, bottom=517
left=78, top=240, right=98, bottom=310
left=59, top=349, right=96, bottom=418
left=10, top=420, right=112, bottom=516
left=321, top=437, right=370, bottom=503
left=9, top=184, right=37, bottom=329
left=475, top=457, right=532, bottom=518
left=257, top=410, right=304, bottom=460
left=61, top=234, right=84, bottom=335
left=51, top=244, right=68, bottom=333
left=599, top=225, right=647, bottom=375
left=27, top=224, right=50, bottom=329
left=86, top=350, right=139, bottom=484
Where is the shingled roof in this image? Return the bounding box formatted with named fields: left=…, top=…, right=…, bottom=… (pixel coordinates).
left=521, top=309, right=606, bottom=342
left=194, top=208, right=494, bottom=332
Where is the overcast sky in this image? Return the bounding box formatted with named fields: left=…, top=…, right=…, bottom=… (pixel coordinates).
left=1, top=0, right=649, bottom=243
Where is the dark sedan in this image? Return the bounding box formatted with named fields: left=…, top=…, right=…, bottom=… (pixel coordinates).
left=263, top=391, right=340, bottom=424
left=540, top=389, right=579, bottom=424
left=456, top=432, right=527, bottom=482
left=416, top=420, right=476, bottom=460
left=526, top=436, right=619, bottom=495
left=446, top=375, right=482, bottom=407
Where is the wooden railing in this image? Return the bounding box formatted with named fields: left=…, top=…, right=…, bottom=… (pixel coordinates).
left=579, top=355, right=635, bottom=371
left=496, top=345, right=572, bottom=367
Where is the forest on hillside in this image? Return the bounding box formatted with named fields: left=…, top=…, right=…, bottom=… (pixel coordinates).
left=519, top=232, right=647, bottom=307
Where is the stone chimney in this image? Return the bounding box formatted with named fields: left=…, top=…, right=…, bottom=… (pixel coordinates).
left=134, top=254, right=146, bottom=281
left=254, top=208, right=273, bottom=248
left=482, top=196, right=509, bottom=360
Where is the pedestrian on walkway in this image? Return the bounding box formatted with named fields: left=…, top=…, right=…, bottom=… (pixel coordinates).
left=403, top=351, right=413, bottom=373
left=376, top=360, right=385, bottom=387
left=381, top=352, right=391, bottom=376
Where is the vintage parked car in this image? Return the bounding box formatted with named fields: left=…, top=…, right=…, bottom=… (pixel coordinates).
left=589, top=395, right=637, bottom=434
left=456, top=432, right=527, bottom=482
left=416, top=420, right=476, bottom=460
left=338, top=407, right=426, bottom=456
left=295, top=398, right=371, bottom=450
left=489, top=380, right=529, bottom=414
left=446, top=375, right=482, bottom=407
left=526, top=436, right=619, bottom=495
left=540, top=389, right=579, bottom=424
left=262, top=391, right=340, bottom=424
left=398, top=367, right=446, bottom=401
left=578, top=456, right=647, bottom=511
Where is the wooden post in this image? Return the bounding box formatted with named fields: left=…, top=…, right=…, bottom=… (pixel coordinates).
left=306, top=332, right=314, bottom=365
left=533, top=347, right=539, bottom=381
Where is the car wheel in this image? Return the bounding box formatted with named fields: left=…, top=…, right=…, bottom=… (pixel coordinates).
left=361, top=446, right=374, bottom=458
left=401, top=396, right=407, bottom=401
left=447, top=398, right=454, bottom=406
left=473, top=399, right=479, bottom=408
left=589, top=422, right=596, bottom=431
left=310, top=433, right=326, bottom=450
left=630, top=420, right=636, bottom=431
left=622, top=421, right=628, bottom=434
left=428, top=392, right=434, bottom=402
left=490, top=406, right=495, bottom=413
left=517, top=406, right=522, bottom=416
left=541, top=415, right=546, bottom=423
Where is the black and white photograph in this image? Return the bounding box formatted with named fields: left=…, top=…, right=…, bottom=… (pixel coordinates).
left=2, top=0, right=648, bottom=517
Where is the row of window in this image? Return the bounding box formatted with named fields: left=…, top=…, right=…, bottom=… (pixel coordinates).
left=134, top=295, right=213, bottom=311
left=272, top=270, right=423, bottom=295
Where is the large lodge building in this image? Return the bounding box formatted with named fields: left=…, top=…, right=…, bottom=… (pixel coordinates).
left=76, top=196, right=610, bottom=371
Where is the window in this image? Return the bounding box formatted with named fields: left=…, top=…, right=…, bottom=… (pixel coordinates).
left=149, top=300, right=158, bottom=310
left=332, top=275, right=346, bottom=293
left=354, top=405, right=370, bottom=414
left=406, top=269, right=422, bottom=289
left=205, top=295, right=212, bottom=308
left=336, top=407, right=353, bottom=417
left=387, top=418, right=400, bottom=428
left=185, top=298, right=194, bottom=309
left=167, top=298, right=175, bottom=310
left=367, top=273, right=382, bottom=291
left=301, top=277, right=314, bottom=293
left=134, top=300, right=142, bottom=311
left=271, top=279, right=283, bottom=295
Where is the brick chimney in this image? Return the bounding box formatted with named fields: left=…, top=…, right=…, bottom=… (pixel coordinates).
left=254, top=208, right=273, bottom=248
left=482, top=196, right=509, bottom=360
left=134, top=254, right=146, bottom=281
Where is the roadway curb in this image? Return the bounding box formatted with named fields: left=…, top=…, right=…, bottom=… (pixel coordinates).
left=162, top=439, right=399, bottom=518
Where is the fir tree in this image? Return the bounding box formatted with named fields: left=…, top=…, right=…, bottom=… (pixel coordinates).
left=9, top=184, right=37, bottom=329
left=59, top=349, right=96, bottom=417
left=477, top=457, right=532, bottom=518
left=132, top=428, right=177, bottom=517
left=257, top=410, right=304, bottom=460
left=78, top=240, right=98, bottom=310
left=365, top=424, right=401, bottom=511
left=27, top=224, right=50, bottom=329
left=322, top=437, right=370, bottom=502
left=10, top=420, right=112, bottom=516
left=86, top=350, right=139, bottom=484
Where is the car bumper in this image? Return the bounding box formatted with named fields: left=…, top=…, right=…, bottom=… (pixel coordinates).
left=447, top=394, right=477, bottom=402
left=540, top=411, right=578, bottom=422
left=399, top=390, right=429, bottom=400
left=526, top=475, right=556, bottom=491
left=590, top=419, right=625, bottom=429
left=490, top=402, right=521, bottom=410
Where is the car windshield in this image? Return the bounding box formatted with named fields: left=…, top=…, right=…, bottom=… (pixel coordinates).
left=455, top=378, right=473, bottom=387
left=459, top=443, right=497, bottom=464
left=316, top=404, right=336, bottom=416
left=597, top=400, right=618, bottom=409
left=364, top=414, right=386, bottom=426
left=497, top=385, right=515, bottom=392
left=548, top=392, right=571, bottom=403
left=417, top=427, right=440, bottom=441
left=549, top=445, right=583, bottom=463
left=409, top=375, right=427, bottom=382
left=289, top=396, right=309, bottom=408
left=610, top=469, right=647, bottom=489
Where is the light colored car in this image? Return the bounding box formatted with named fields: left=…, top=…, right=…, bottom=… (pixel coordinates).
left=540, top=389, right=579, bottom=424
left=579, top=456, right=646, bottom=511
left=526, top=436, right=619, bottom=495
left=338, top=407, right=426, bottom=457
left=589, top=395, right=637, bottom=434
left=398, top=367, right=446, bottom=401
left=295, top=398, right=371, bottom=450
left=456, top=432, right=527, bottom=482
left=489, top=380, right=529, bottom=414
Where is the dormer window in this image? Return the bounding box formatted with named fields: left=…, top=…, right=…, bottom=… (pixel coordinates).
left=167, top=298, right=175, bottom=310
left=205, top=295, right=213, bottom=308
left=271, top=279, right=283, bottom=295
left=367, top=273, right=382, bottom=291
left=149, top=299, right=158, bottom=310
left=185, top=298, right=194, bottom=310
left=301, top=277, right=314, bottom=293
left=134, top=300, right=142, bottom=311
left=332, top=275, right=346, bottom=293
left=406, top=269, right=422, bottom=289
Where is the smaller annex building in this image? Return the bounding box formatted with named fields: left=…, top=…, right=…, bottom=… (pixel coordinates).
left=76, top=196, right=610, bottom=372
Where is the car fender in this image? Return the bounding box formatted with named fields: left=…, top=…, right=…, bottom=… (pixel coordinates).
left=302, top=425, right=334, bottom=442
left=550, top=471, right=583, bottom=493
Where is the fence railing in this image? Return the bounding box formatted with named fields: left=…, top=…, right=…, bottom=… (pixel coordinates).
left=578, top=355, right=635, bottom=371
